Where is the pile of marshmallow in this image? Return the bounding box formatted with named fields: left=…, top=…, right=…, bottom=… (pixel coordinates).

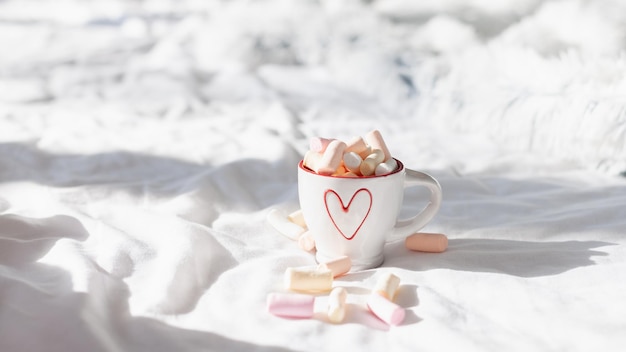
left=267, top=257, right=406, bottom=326
left=303, top=130, right=398, bottom=177
left=265, top=208, right=448, bottom=326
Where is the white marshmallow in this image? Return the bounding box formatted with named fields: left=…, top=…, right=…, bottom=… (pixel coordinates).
left=298, top=231, right=316, bottom=251
left=327, top=287, right=348, bottom=323
left=360, top=149, right=384, bottom=176
left=374, top=158, right=398, bottom=176
left=342, top=151, right=363, bottom=175
left=373, top=273, right=401, bottom=301
left=287, top=209, right=307, bottom=228
left=267, top=209, right=306, bottom=240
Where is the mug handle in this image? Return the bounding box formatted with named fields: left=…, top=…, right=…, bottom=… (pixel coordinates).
left=389, top=169, right=442, bottom=241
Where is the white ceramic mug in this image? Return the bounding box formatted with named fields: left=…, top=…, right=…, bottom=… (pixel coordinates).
left=298, top=159, right=442, bottom=270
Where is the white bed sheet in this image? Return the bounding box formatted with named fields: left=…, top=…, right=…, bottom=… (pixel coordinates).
left=1, top=1, right=625, bottom=351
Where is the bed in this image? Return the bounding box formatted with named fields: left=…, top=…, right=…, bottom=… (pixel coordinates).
left=1, top=0, right=625, bottom=351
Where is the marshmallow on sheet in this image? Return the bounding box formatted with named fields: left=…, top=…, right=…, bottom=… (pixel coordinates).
left=318, top=256, right=351, bottom=277
left=367, top=293, right=405, bottom=326
left=287, top=209, right=307, bottom=228
left=327, top=287, right=348, bottom=323
left=267, top=292, right=315, bottom=318
left=267, top=208, right=306, bottom=240
left=298, top=231, right=316, bottom=252
left=373, top=273, right=401, bottom=301
left=405, top=232, right=448, bottom=253
left=285, top=267, right=333, bottom=292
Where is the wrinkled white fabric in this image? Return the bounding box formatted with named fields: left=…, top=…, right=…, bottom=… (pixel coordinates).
left=1, top=1, right=625, bottom=351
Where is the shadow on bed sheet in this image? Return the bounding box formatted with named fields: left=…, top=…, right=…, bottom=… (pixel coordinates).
left=0, top=263, right=295, bottom=352
left=0, top=141, right=301, bottom=223
left=0, top=213, right=294, bottom=352
left=383, top=238, right=615, bottom=277
left=0, top=141, right=209, bottom=188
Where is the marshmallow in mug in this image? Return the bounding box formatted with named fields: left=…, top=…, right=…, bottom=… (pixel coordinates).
left=304, top=130, right=398, bottom=177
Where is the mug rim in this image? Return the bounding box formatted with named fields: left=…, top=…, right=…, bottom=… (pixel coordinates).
left=298, top=158, right=404, bottom=178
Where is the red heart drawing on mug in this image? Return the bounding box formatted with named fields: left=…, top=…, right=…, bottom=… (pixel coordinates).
left=324, top=188, right=372, bottom=240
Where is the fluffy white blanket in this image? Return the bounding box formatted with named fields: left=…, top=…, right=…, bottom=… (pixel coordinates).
left=1, top=1, right=625, bottom=351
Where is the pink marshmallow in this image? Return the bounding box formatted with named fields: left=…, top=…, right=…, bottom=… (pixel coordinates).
left=267, top=292, right=315, bottom=318
left=317, top=140, right=347, bottom=175
left=365, top=130, right=392, bottom=162
left=405, top=232, right=448, bottom=253
left=309, top=137, right=334, bottom=153
left=303, top=150, right=323, bottom=171
left=318, top=256, right=352, bottom=277
left=367, top=293, right=405, bottom=326
left=345, top=136, right=369, bottom=154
